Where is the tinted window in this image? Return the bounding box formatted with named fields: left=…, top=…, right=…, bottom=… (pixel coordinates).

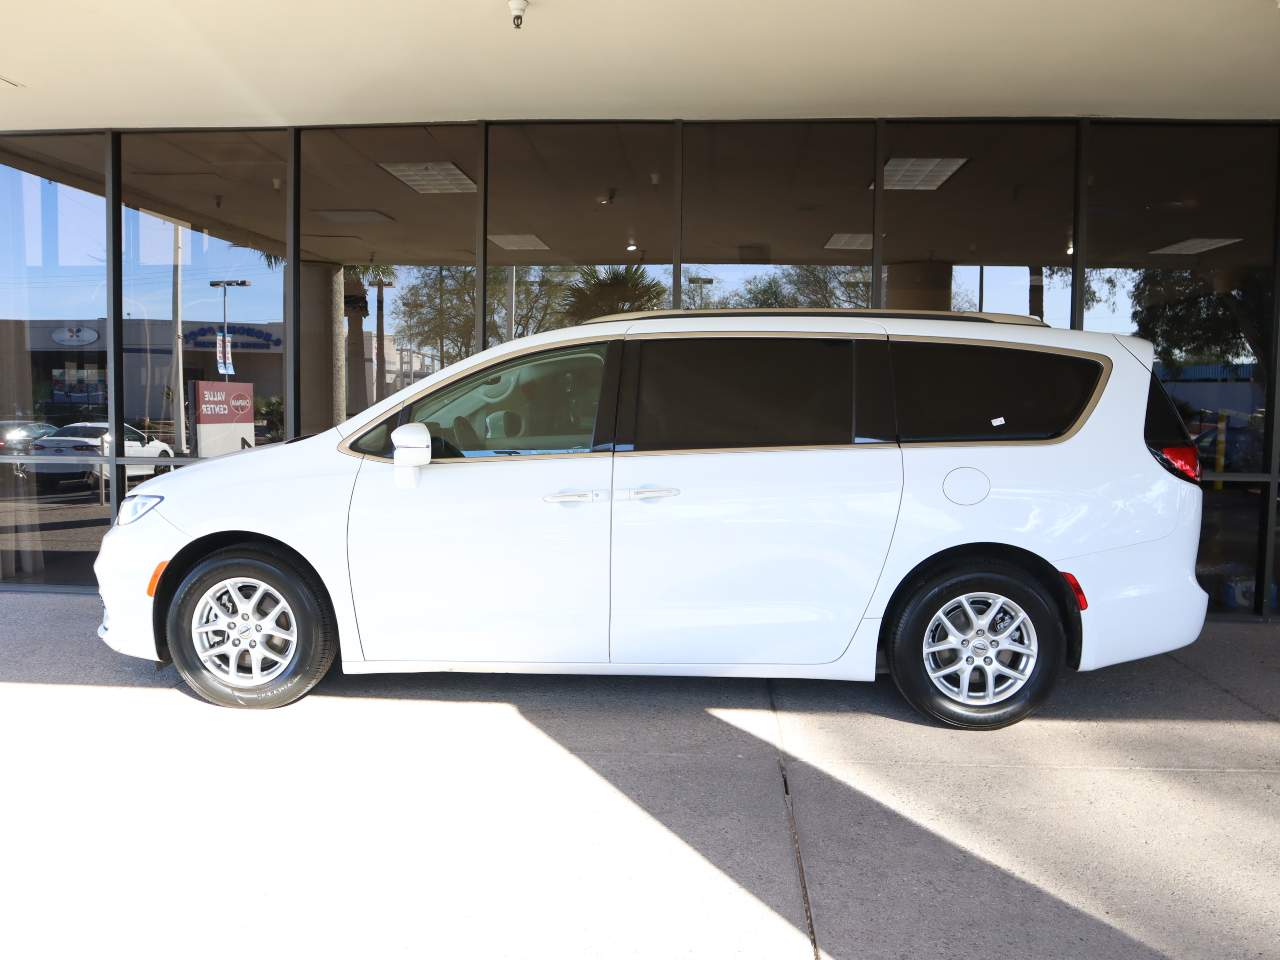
left=1145, top=372, right=1192, bottom=448
left=632, top=338, right=861, bottom=451
left=891, top=341, right=1102, bottom=442
left=352, top=343, right=611, bottom=459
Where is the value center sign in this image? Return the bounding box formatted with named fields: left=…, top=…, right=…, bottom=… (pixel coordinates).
left=194, top=380, right=254, bottom=457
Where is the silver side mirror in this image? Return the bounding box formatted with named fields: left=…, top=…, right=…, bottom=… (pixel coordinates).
left=391, top=422, right=432, bottom=487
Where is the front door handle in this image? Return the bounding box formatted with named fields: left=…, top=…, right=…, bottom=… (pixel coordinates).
left=543, top=490, right=599, bottom=503
left=628, top=486, right=681, bottom=501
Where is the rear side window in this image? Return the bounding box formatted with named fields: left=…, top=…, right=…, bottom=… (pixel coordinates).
left=1144, top=372, right=1191, bottom=447
left=628, top=337, right=893, bottom=451
left=891, top=341, right=1103, bottom=443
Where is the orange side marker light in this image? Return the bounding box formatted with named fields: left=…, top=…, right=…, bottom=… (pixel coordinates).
left=146, top=561, right=168, bottom=597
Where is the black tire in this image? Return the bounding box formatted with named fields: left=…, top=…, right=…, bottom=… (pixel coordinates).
left=154, top=451, right=173, bottom=475
left=887, top=562, right=1065, bottom=730
left=167, top=545, right=337, bottom=708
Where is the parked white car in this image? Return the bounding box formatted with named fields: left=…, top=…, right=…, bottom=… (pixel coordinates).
left=95, top=310, right=1207, bottom=728
left=25, top=422, right=173, bottom=488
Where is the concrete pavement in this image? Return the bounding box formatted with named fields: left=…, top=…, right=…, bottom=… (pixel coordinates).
left=0, top=591, right=1276, bottom=959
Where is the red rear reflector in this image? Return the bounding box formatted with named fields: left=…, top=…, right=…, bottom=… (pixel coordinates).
left=1061, top=572, right=1088, bottom=611
left=146, top=562, right=168, bottom=598
left=31, top=442, right=45, bottom=450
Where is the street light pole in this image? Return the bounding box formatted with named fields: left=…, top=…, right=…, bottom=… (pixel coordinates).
left=209, top=279, right=251, bottom=382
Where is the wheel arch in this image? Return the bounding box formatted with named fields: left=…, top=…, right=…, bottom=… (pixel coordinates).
left=877, top=542, right=1083, bottom=669
left=151, top=531, right=338, bottom=662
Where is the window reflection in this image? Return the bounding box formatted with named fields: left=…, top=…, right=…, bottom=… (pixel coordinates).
left=682, top=123, right=874, bottom=310
left=1084, top=126, right=1276, bottom=475
left=0, top=134, right=109, bottom=585
left=487, top=124, right=675, bottom=338
left=881, top=123, right=1076, bottom=326
left=301, top=126, right=481, bottom=422
left=122, top=131, right=288, bottom=455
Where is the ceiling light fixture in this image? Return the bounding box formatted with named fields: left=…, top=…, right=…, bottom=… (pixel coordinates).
left=625, top=241, right=638, bottom=252
left=1149, top=238, right=1242, bottom=255
left=876, top=157, right=968, bottom=191
left=488, top=233, right=549, bottom=250
left=598, top=188, right=617, bottom=206
left=824, top=233, right=873, bottom=250
left=380, top=161, right=476, bottom=194
left=508, top=0, right=528, bottom=29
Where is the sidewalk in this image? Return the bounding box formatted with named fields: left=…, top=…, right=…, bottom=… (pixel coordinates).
left=1, top=591, right=1277, bottom=959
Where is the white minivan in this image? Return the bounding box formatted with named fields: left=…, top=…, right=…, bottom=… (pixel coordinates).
left=95, top=310, right=1207, bottom=728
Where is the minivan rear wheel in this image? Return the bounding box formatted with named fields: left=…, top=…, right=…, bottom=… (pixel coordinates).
left=887, top=563, right=1065, bottom=729
left=167, top=546, right=336, bottom=708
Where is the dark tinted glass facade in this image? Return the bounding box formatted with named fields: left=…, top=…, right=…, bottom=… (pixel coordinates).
left=2, top=120, right=1278, bottom=614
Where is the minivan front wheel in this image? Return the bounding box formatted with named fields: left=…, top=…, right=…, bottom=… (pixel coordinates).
left=168, top=546, right=336, bottom=708
left=887, top=564, right=1064, bottom=729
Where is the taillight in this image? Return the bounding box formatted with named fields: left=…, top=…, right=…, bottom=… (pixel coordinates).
left=70, top=444, right=98, bottom=452
left=1150, top=444, right=1200, bottom=484
left=31, top=442, right=46, bottom=450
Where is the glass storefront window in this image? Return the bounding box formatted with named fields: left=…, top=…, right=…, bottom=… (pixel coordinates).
left=121, top=132, right=288, bottom=458
left=682, top=122, right=874, bottom=310
left=1199, top=482, right=1268, bottom=614
left=301, top=125, right=481, bottom=423
left=1084, top=124, right=1276, bottom=475
left=881, top=123, right=1076, bottom=325
left=0, top=134, right=109, bottom=585
left=486, top=123, right=675, bottom=339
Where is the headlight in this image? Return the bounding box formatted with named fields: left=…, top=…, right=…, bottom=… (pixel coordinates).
left=117, top=495, right=163, bottom=526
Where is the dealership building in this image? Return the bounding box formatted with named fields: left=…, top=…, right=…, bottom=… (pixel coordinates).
left=1, top=1, right=1278, bottom=615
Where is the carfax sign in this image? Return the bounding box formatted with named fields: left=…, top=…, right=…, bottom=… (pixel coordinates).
left=194, top=380, right=254, bottom=456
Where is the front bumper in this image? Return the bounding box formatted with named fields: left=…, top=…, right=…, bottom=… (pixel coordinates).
left=94, top=509, right=188, bottom=661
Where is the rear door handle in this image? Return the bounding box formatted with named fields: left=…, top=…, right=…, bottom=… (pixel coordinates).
left=628, top=487, right=681, bottom=501
left=543, top=490, right=601, bottom=503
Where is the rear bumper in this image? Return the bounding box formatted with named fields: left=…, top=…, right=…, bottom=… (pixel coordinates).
left=94, top=509, right=187, bottom=661
left=1064, top=494, right=1207, bottom=671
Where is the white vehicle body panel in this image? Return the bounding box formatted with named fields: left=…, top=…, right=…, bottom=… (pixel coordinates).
left=348, top=454, right=613, bottom=663
left=610, top=447, right=902, bottom=664
left=95, top=312, right=1207, bottom=684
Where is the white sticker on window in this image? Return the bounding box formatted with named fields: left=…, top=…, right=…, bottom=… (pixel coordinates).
left=991, top=416, right=1006, bottom=427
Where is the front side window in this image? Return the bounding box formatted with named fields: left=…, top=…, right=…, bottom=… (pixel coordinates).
left=891, top=341, right=1104, bottom=443
left=628, top=337, right=892, bottom=452
left=352, top=342, right=612, bottom=459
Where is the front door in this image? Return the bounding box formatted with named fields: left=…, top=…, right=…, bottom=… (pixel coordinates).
left=348, top=341, right=617, bottom=663
left=609, top=334, right=903, bottom=665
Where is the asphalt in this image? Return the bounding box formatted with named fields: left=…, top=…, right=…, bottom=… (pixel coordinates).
left=0, top=591, right=1277, bottom=959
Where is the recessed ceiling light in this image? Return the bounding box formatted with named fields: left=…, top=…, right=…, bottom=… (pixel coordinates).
left=379, top=161, right=477, bottom=194
left=877, top=157, right=968, bottom=190
left=1148, top=237, right=1242, bottom=255
left=488, top=233, right=549, bottom=250
left=311, top=209, right=394, bottom=224
left=824, top=233, right=873, bottom=250
left=625, top=241, right=638, bottom=252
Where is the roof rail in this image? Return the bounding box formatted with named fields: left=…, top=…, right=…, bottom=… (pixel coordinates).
left=582, top=307, right=1047, bottom=327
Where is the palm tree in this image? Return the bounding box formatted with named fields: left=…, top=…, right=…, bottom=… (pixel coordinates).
left=346, top=264, right=398, bottom=401
left=559, top=265, right=668, bottom=326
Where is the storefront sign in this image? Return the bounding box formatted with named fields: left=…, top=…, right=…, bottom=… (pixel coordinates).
left=51, top=326, right=100, bottom=347
left=194, top=380, right=254, bottom=456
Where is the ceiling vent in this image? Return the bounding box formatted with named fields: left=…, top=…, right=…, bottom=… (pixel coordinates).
left=380, top=161, right=477, bottom=194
